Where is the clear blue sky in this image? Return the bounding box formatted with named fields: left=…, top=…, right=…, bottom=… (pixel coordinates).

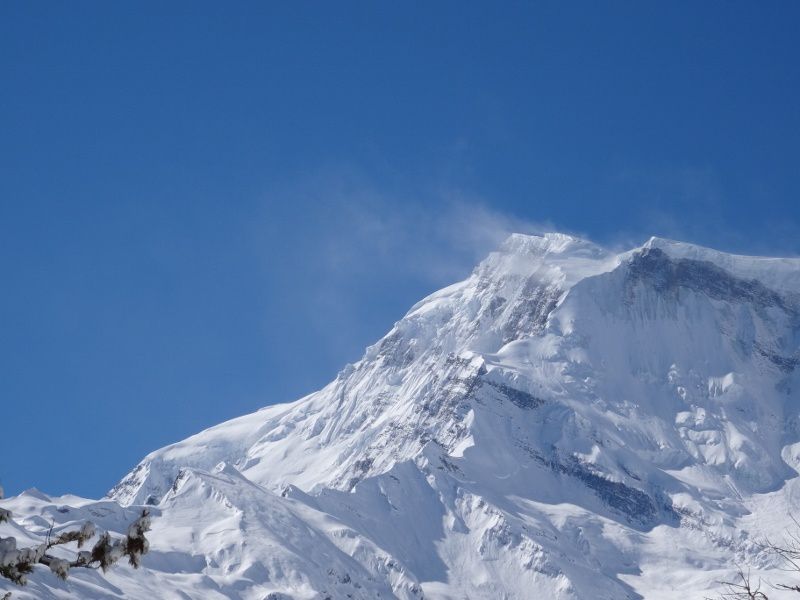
left=2, top=1, right=799, bottom=498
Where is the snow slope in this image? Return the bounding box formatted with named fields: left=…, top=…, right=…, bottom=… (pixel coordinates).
left=4, top=233, right=800, bottom=599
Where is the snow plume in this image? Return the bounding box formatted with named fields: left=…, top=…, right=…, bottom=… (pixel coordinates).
left=254, top=169, right=567, bottom=363
left=332, top=197, right=556, bottom=282
left=257, top=168, right=560, bottom=285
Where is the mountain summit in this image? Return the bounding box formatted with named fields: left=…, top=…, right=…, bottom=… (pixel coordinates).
left=4, top=233, right=800, bottom=599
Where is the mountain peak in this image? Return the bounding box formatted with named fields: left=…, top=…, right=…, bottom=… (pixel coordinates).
left=499, top=232, right=606, bottom=258
left=15, top=232, right=800, bottom=600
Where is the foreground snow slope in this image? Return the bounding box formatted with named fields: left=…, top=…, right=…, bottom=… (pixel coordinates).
left=4, top=233, right=800, bottom=599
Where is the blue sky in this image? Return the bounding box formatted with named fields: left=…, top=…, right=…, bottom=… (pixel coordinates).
left=2, top=1, right=799, bottom=498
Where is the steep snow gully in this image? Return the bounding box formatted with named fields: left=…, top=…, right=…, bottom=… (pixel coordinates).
left=4, top=233, right=800, bottom=599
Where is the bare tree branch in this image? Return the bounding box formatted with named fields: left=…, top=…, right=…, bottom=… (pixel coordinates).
left=708, top=567, right=769, bottom=599
left=0, top=507, right=151, bottom=589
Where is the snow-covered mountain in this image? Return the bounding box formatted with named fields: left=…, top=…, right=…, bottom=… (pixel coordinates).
left=4, top=233, right=800, bottom=599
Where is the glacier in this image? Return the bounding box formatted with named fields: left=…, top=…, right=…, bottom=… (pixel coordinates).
left=3, top=232, right=800, bottom=599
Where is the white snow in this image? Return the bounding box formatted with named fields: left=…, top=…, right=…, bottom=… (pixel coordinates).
left=3, top=232, right=800, bottom=599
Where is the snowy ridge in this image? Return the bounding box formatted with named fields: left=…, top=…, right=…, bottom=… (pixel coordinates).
left=644, top=236, right=800, bottom=294
left=3, top=233, right=800, bottom=599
